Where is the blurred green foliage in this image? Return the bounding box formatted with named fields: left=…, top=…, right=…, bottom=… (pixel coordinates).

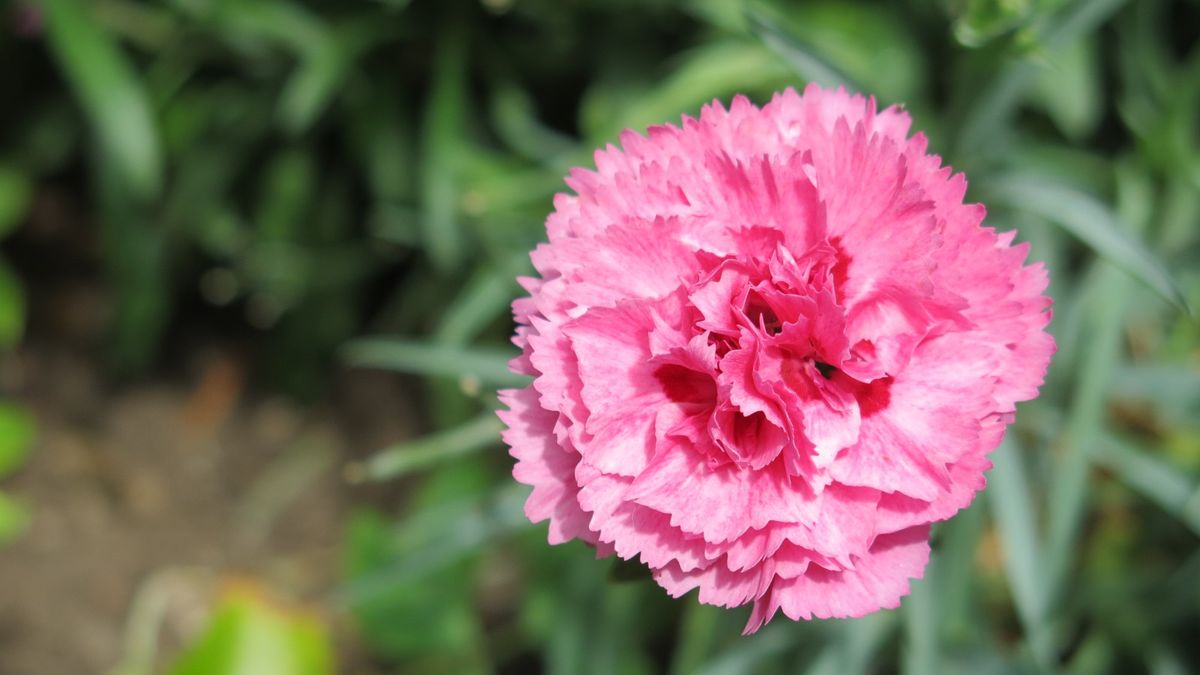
left=166, top=584, right=335, bottom=675
left=2, top=0, right=1200, bottom=673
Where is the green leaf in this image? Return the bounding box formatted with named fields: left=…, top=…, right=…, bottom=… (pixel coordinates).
left=0, top=492, right=30, bottom=545
left=0, top=403, right=35, bottom=479
left=751, top=1, right=925, bottom=103
left=420, top=19, right=469, bottom=272
left=1032, top=36, right=1102, bottom=140
left=358, top=413, right=503, bottom=482
left=984, top=174, right=1189, bottom=313
left=167, top=585, right=334, bottom=675
left=902, top=564, right=940, bottom=675
left=986, top=439, right=1054, bottom=671
left=338, top=485, right=528, bottom=607
left=951, top=0, right=1034, bottom=47
left=343, top=338, right=529, bottom=388
left=0, top=165, right=32, bottom=240
left=1096, top=432, right=1200, bottom=538
left=278, top=42, right=346, bottom=134
left=43, top=0, right=163, bottom=200
left=581, top=41, right=793, bottom=144
left=749, top=10, right=854, bottom=92
left=433, top=259, right=526, bottom=346
left=804, top=611, right=897, bottom=675
left=692, top=621, right=795, bottom=675
left=0, top=262, right=25, bottom=349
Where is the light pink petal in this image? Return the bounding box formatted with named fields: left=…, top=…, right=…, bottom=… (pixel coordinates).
left=627, top=440, right=818, bottom=543
left=575, top=469, right=709, bottom=572
left=564, top=300, right=672, bottom=476
left=498, top=387, right=596, bottom=545
left=744, top=525, right=930, bottom=633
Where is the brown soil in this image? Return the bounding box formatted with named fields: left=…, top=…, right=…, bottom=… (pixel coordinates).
left=0, top=339, right=414, bottom=674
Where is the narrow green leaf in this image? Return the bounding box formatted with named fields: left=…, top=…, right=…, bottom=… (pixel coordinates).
left=1096, top=432, right=1200, bottom=537
left=582, top=41, right=793, bottom=144
left=43, top=0, right=162, bottom=200
left=1044, top=163, right=1146, bottom=605
left=954, top=0, right=1129, bottom=155
left=1031, top=36, right=1102, bottom=140
left=433, top=259, right=526, bottom=346
left=420, top=19, right=469, bottom=271
left=692, top=621, right=795, bottom=675
left=748, top=10, right=854, bottom=92
left=343, top=338, right=528, bottom=388
left=0, top=165, right=32, bottom=239
left=986, top=439, right=1054, bottom=671
left=902, top=566, right=940, bottom=675
left=278, top=42, right=346, bottom=134
left=0, top=403, right=35, bottom=479
left=0, top=262, right=26, bottom=349
left=751, top=2, right=925, bottom=103
left=985, top=174, right=1188, bottom=313
left=669, top=603, right=723, bottom=675
left=933, top=500, right=986, bottom=647
left=337, top=485, right=528, bottom=606
left=805, top=611, right=897, bottom=675
left=360, top=413, right=503, bottom=482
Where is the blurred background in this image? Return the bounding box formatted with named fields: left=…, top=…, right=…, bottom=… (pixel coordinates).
left=0, top=0, right=1198, bottom=673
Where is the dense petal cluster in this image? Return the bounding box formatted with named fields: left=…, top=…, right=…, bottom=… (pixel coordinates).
left=499, top=84, right=1054, bottom=632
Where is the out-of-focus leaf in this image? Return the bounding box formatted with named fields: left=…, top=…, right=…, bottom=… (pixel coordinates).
left=987, top=439, right=1053, bottom=671
left=343, top=338, right=529, bottom=387
left=339, top=484, right=528, bottom=606
left=985, top=174, right=1188, bottom=313
left=902, top=563, right=939, bottom=675
left=254, top=148, right=316, bottom=242
left=582, top=41, right=793, bottom=143
left=804, top=611, right=897, bottom=675
left=1043, top=163, right=1146, bottom=608
left=0, top=404, right=35, bottom=479
left=749, top=10, right=854, bottom=92
left=692, top=621, right=795, bottom=675
left=341, top=510, right=483, bottom=664
left=0, top=262, right=25, bottom=349
left=1097, top=433, right=1200, bottom=537
left=954, top=0, right=1129, bottom=156
left=434, top=260, right=526, bottom=346
left=42, top=0, right=163, bottom=200
left=278, top=43, right=346, bottom=134
left=669, top=602, right=723, bottom=675
left=951, top=0, right=1034, bottom=47
left=1032, top=36, right=1102, bottom=140
left=753, top=1, right=925, bottom=103
left=0, top=492, right=30, bottom=545
left=490, top=82, right=577, bottom=164
left=0, top=165, right=32, bottom=239
left=167, top=584, right=334, bottom=675
left=1110, top=363, right=1200, bottom=426
left=420, top=19, right=469, bottom=272
left=359, top=413, right=502, bottom=482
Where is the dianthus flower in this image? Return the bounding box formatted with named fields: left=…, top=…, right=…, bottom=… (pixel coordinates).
left=499, top=84, right=1054, bottom=632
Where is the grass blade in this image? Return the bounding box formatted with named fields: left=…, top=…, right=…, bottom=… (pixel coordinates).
left=343, top=338, right=529, bottom=388
left=986, top=439, right=1054, bottom=672
left=1096, top=432, right=1200, bottom=537
left=420, top=18, right=468, bottom=271
left=747, top=9, right=854, bottom=92
left=43, top=0, right=163, bottom=200
left=985, top=174, right=1188, bottom=313
left=356, top=413, right=503, bottom=482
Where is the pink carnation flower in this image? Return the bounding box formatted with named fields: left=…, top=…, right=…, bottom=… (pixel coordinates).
left=499, top=84, right=1054, bottom=632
